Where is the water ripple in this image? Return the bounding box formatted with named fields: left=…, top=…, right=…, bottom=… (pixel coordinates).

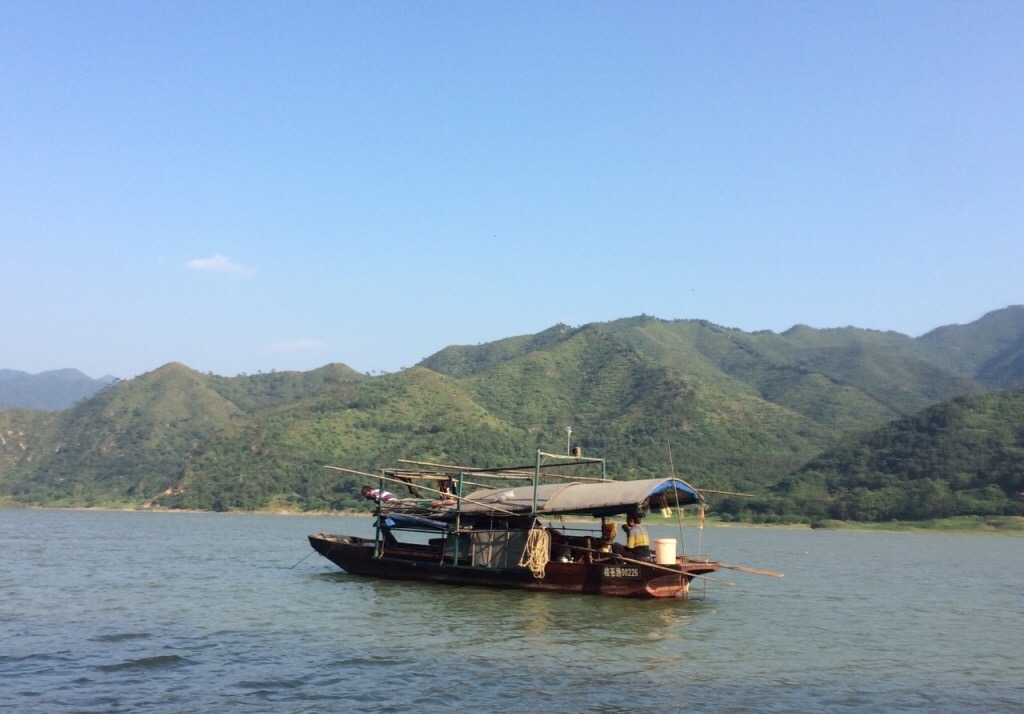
left=2, top=510, right=1022, bottom=713
left=94, top=654, right=191, bottom=672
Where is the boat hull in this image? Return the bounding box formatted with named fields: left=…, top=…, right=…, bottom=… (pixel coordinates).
left=308, top=533, right=718, bottom=599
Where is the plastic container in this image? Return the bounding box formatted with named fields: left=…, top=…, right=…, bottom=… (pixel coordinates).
left=654, top=538, right=677, bottom=565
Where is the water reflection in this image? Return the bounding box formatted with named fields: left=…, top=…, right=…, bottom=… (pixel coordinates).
left=316, top=567, right=712, bottom=679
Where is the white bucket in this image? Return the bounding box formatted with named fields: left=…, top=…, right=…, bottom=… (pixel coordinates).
left=654, top=538, right=677, bottom=565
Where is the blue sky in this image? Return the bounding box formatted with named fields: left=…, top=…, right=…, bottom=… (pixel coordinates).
left=3, top=2, right=1022, bottom=379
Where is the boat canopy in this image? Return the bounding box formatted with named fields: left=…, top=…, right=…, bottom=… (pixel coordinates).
left=459, top=477, right=704, bottom=518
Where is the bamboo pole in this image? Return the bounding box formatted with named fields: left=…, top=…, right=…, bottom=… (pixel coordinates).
left=398, top=459, right=542, bottom=474
left=323, top=465, right=521, bottom=516
left=700, top=489, right=757, bottom=497
left=397, top=458, right=535, bottom=477
left=718, top=562, right=784, bottom=577
left=401, top=454, right=606, bottom=476
left=323, top=464, right=379, bottom=479
left=397, top=459, right=612, bottom=483
left=386, top=471, right=460, bottom=481
left=536, top=450, right=605, bottom=464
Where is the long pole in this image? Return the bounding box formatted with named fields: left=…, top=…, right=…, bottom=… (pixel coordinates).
left=323, top=465, right=520, bottom=516
left=718, top=562, right=784, bottom=577
left=567, top=545, right=731, bottom=584
left=667, top=441, right=686, bottom=551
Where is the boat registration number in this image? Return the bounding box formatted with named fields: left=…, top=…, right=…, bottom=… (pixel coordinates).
left=602, top=566, right=640, bottom=579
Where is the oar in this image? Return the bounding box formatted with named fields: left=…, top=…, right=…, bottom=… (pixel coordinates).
left=718, top=562, right=784, bottom=577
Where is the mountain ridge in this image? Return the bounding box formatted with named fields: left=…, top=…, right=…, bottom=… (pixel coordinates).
left=2, top=306, right=1023, bottom=520
left=0, top=369, right=118, bottom=411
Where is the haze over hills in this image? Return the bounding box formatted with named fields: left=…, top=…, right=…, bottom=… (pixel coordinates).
left=0, top=369, right=118, bottom=410
left=1, top=306, right=1022, bottom=521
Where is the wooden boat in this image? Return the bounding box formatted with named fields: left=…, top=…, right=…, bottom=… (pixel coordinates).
left=308, top=450, right=725, bottom=599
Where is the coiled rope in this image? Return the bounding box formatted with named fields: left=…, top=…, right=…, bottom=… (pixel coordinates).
left=519, top=527, right=551, bottom=579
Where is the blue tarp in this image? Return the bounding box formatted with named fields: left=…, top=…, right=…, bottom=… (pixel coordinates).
left=381, top=513, right=449, bottom=531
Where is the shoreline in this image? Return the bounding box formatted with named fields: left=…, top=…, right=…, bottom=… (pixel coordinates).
left=4, top=502, right=1023, bottom=535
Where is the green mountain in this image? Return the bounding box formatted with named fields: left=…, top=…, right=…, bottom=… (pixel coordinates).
left=426, top=316, right=982, bottom=432
left=2, top=306, right=1023, bottom=520
left=915, top=305, right=1024, bottom=386
left=160, top=366, right=535, bottom=511
left=438, top=324, right=828, bottom=488
left=0, top=363, right=242, bottom=505
left=0, top=363, right=368, bottom=506
left=776, top=389, right=1024, bottom=522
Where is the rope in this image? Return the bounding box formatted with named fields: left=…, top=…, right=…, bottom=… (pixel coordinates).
left=288, top=549, right=316, bottom=569
left=518, top=528, right=551, bottom=579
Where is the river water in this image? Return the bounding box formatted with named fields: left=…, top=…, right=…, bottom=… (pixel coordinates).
left=1, top=509, right=1021, bottom=713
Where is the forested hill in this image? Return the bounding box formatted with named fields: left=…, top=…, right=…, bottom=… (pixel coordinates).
left=0, top=363, right=368, bottom=508
left=916, top=305, right=1024, bottom=385
left=1, top=306, right=1023, bottom=520
left=773, top=389, right=1024, bottom=522
left=421, top=310, right=1020, bottom=428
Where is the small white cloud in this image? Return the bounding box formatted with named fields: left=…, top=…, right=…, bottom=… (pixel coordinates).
left=186, top=254, right=255, bottom=276
left=269, top=339, right=326, bottom=353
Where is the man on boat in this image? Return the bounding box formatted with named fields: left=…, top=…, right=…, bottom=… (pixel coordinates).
left=361, top=485, right=396, bottom=503
left=612, top=512, right=651, bottom=560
